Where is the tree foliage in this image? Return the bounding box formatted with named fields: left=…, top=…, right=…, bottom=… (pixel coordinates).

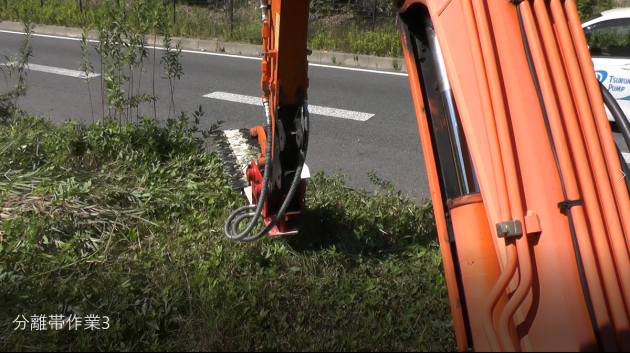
left=577, top=0, right=616, bottom=19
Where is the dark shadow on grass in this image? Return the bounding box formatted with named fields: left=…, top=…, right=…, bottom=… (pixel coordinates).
left=283, top=204, right=436, bottom=261
left=0, top=100, right=14, bottom=124
left=277, top=172, right=437, bottom=262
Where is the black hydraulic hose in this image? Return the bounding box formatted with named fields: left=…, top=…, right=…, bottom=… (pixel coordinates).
left=601, top=81, right=630, bottom=192
left=223, top=1, right=309, bottom=242
left=600, top=80, right=630, bottom=161
left=617, top=143, right=630, bottom=192
left=515, top=4, right=604, bottom=351
left=236, top=101, right=310, bottom=242
left=223, top=100, right=274, bottom=241
left=223, top=101, right=310, bottom=242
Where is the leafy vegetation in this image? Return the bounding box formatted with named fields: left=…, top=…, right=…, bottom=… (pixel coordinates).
left=586, top=30, right=630, bottom=53
left=0, top=0, right=403, bottom=57
left=2, top=21, right=34, bottom=116
left=310, top=22, right=401, bottom=58
left=0, top=112, right=455, bottom=351
left=2, top=0, right=623, bottom=58
left=0, top=0, right=625, bottom=350
left=0, top=3, right=454, bottom=350
left=93, top=0, right=164, bottom=124
left=577, top=0, right=615, bottom=19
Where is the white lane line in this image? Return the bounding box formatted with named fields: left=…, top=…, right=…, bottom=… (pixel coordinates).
left=309, top=63, right=408, bottom=76
left=0, top=30, right=408, bottom=76
left=2, top=62, right=99, bottom=79
left=0, top=30, right=97, bottom=42
left=623, top=152, right=630, bottom=164
left=308, top=105, right=374, bottom=121
left=207, top=92, right=261, bottom=106
left=204, top=92, right=374, bottom=121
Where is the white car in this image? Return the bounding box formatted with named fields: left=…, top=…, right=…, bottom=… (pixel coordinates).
left=582, top=8, right=630, bottom=122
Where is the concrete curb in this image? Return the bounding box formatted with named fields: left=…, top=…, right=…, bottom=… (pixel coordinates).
left=0, top=21, right=407, bottom=73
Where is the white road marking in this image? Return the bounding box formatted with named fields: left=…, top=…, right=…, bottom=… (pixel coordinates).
left=0, top=30, right=408, bottom=76
left=2, top=61, right=99, bottom=79
left=204, top=92, right=374, bottom=121
left=0, top=30, right=96, bottom=42
left=623, top=152, right=630, bottom=164
left=309, top=63, right=408, bottom=76
left=207, top=92, right=261, bottom=106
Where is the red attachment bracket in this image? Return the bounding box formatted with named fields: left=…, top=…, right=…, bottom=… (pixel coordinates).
left=246, top=128, right=306, bottom=237
left=265, top=217, right=299, bottom=236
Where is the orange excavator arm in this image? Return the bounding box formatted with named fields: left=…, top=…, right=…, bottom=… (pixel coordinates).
left=222, top=0, right=630, bottom=351
left=223, top=0, right=311, bottom=240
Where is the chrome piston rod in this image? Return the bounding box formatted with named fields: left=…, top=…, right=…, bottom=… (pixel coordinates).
left=426, top=18, right=471, bottom=195
left=259, top=0, right=268, bottom=21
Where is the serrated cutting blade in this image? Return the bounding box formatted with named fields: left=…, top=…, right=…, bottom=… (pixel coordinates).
left=209, top=129, right=261, bottom=190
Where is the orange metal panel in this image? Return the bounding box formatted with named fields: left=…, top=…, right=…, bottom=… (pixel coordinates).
left=424, top=2, right=517, bottom=349
left=485, top=2, right=594, bottom=350
left=529, top=1, right=630, bottom=349
left=398, top=17, right=470, bottom=351
left=245, top=1, right=630, bottom=349
left=564, top=0, right=630, bottom=253
left=518, top=2, right=616, bottom=350
left=425, top=0, right=508, bottom=270
left=549, top=2, right=630, bottom=323
left=264, top=0, right=310, bottom=167
left=253, top=0, right=630, bottom=350
left=414, top=0, right=624, bottom=350
left=449, top=194, right=516, bottom=352
left=268, top=0, right=309, bottom=105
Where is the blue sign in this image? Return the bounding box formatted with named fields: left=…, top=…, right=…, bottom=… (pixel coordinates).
left=596, top=70, right=608, bottom=83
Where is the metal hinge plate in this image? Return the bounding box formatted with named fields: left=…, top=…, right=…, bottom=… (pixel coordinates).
left=496, top=220, right=523, bottom=238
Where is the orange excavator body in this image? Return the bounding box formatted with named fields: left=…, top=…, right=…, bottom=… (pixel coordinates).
left=227, top=0, right=630, bottom=350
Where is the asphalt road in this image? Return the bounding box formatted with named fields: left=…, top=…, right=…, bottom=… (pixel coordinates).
left=0, top=30, right=431, bottom=200
left=1, top=30, right=628, bottom=201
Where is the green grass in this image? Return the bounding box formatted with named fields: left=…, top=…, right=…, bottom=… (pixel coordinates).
left=0, top=0, right=403, bottom=57
left=0, top=113, right=455, bottom=351
left=310, top=22, right=402, bottom=58
left=0, top=0, right=620, bottom=58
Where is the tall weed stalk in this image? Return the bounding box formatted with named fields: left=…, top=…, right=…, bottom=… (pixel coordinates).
left=96, top=29, right=107, bottom=121
left=151, top=2, right=168, bottom=121
left=160, top=32, right=183, bottom=120
left=5, top=20, right=34, bottom=116
left=79, top=28, right=95, bottom=123
left=133, top=0, right=151, bottom=121
left=94, top=0, right=158, bottom=125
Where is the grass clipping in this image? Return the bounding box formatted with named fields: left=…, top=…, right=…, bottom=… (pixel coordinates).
left=0, top=115, right=455, bottom=351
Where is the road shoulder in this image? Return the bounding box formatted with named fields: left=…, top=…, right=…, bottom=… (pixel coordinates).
left=0, top=20, right=407, bottom=73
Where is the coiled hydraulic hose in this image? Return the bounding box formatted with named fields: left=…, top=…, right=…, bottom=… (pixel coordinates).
left=223, top=101, right=310, bottom=242
left=223, top=100, right=274, bottom=241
